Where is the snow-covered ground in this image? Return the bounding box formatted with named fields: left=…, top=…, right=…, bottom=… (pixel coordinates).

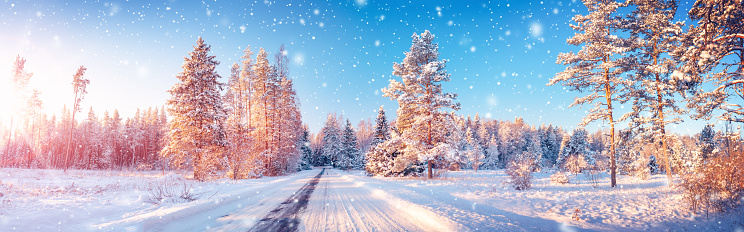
left=0, top=167, right=742, bottom=231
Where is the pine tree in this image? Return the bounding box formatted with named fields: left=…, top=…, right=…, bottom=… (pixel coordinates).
left=482, top=135, right=500, bottom=169
left=697, top=124, right=716, bottom=160
left=615, top=129, right=635, bottom=174
left=556, top=128, right=594, bottom=173
left=624, top=0, right=686, bottom=186
left=299, top=124, right=313, bottom=170
left=365, top=106, right=391, bottom=173
left=26, top=89, right=43, bottom=160
left=82, top=107, right=102, bottom=169
left=371, top=106, right=390, bottom=147
left=64, top=65, right=89, bottom=171
left=524, top=130, right=544, bottom=171
left=539, top=125, right=560, bottom=169
left=162, top=37, right=227, bottom=181
left=273, top=44, right=303, bottom=175
left=339, top=119, right=361, bottom=170
left=475, top=115, right=490, bottom=152
left=224, top=62, right=258, bottom=179
left=321, top=113, right=342, bottom=167
left=465, top=127, right=484, bottom=171
left=677, top=0, right=744, bottom=123
left=356, top=118, right=374, bottom=155
left=249, top=47, right=282, bottom=175
left=382, top=30, right=461, bottom=179
left=549, top=0, right=632, bottom=187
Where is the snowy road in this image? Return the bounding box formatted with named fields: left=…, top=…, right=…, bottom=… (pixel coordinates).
left=249, top=168, right=324, bottom=232
left=206, top=167, right=559, bottom=231
left=211, top=168, right=459, bottom=232
left=302, top=169, right=458, bottom=231
left=135, top=167, right=572, bottom=232
left=83, top=167, right=569, bottom=231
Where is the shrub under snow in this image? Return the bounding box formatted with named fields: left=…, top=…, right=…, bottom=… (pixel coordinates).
left=507, top=158, right=533, bottom=190
left=550, top=172, right=570, bottom=184
left=678, top=148, right=744, bottom=216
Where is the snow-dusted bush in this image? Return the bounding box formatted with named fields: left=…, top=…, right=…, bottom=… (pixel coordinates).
left=146, top=175, right=202, bottom=204
left=583, top=168, right=603, bottom=188
left=631, top=155, right=650, bottom=180
left=146, top=182, right=200, bottom=204
left=564, top=155, right=588, bottom=174
left=550, top=172, right=569, bottom=184
left=507, top=157, right=533, bottom=190
left=678, top=147, right=744, bottom=215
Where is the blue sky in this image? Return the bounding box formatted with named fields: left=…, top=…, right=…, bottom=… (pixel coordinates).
left=1, top=0, right=716, bottom=134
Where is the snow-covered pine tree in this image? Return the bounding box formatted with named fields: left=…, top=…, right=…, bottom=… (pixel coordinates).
left=623, top=0, right=686, bottom=186
left=124, top=111, right=144, bottom=168
left=676, top=0, right=744, bottom=123
left=356, top=118, right=374, bottom=155
left=321, top=113, right=342, bottom=167
left=278, top=75, right=303, bottom=173
left=549, top=0, right=632, bottom=187
left=382, top=30, right=461, bottom=179
left=556, top=128, right=594, bottom=173
left=25, top=89, right=43, bottom=160
left=365, top=106, right=391, bottom=173
left=445, top=116, right=467, bottom=170
left=481, top=135, right=500, bottom=170
left=464, top=127, right=484, bottom=171
left=518, top=129, right=543, bottom=172
left=668, top=134, right=702, bottom=174
left=82, top=107, right=102, bottom=169
left=472, top=114, right=483, bottom=148
left=239, top=46, right=256, bottom=129
left=498, top=118, right=528, bottom=168
left=615, top=129, right=635, bottom=174
left=339, top=119, right=361, bottom=170
left=299, top=124, right=313, bottom=170
left=475, top=115, right=490, bottom=153
left=364, top=137, right=405, bottom=177
left=371, top=106, right=391, bottom=147
left=100, top=110, right=119, bottom=169
left=538, top=125, right=554, bottom=169
left=161, top=37, right=227, bottom=181
left=224, top=61, right=259, bottom=179
left=274, top=45, right=303, bottom=175
left=697, top=124, right=716, bottom=160
left=250, top=48, right=272, bottom=173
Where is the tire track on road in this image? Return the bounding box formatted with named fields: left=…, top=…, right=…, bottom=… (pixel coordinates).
left=248, top=168, right=325, bottom=232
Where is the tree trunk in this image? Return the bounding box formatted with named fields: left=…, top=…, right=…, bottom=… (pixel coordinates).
left=653, top=40, right=674, bottom=187
left=64, top=91, right=79, bottom=172
left=604, top=55, right=617, bottom=188
left=427, top=160, right=433, bottom=179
